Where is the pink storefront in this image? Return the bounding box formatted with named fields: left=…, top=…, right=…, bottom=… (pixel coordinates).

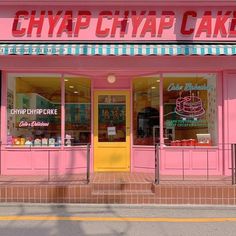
left=0, top=0, right=236, bottom=177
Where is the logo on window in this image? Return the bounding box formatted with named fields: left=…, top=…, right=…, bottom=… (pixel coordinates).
left=175, top=92, right=205, bottom=118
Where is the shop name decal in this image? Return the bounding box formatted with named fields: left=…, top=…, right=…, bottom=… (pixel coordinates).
left=166, top=119, right=207, bottom=127
left=167, top=83, right=213, bottom=92
left=11, top=9, right=236, bottom=39
left=10, top=109, right=58, bottom=115
left=19, top=121, right=49, bottom=127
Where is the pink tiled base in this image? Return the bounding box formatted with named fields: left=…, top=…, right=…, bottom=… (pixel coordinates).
left=0, top=173, right=235, bottom=204
left=0, top=184, right=235, bottom=204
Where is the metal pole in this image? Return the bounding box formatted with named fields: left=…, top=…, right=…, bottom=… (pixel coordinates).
left=182, top=149, right=185, bottom=181
left=86, top=143, right=90, bottom=184
left=155, top=143, right=160, bottom=184
left=231, top=144, right=235, bottom=185
left=0, top=141, right=2, bottom=176
left=207, top=149, right=209, bottom=180
left=234, top=144, right=236, bottom=185
left=48, top=150, right=50, bottom=182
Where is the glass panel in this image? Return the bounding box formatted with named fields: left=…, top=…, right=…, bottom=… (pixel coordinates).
left=163, top=73, right=217, bottom=146
left=133, top=76, right=160, bottom=145
left=65, top=76, right=91, bottom=146
left=98, top=95, right=126, bottom=142
left=7, top=73, right=61, bottom=147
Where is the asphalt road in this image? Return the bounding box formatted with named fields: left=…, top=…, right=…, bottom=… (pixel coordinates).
left=0, top=204, right=236, bottom=236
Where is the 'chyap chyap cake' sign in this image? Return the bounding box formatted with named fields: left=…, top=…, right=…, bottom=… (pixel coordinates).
left=0, top=7, right=235, bottom=41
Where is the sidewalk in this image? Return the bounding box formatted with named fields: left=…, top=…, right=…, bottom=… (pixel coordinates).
left=0, top=204, right=236, bottom=236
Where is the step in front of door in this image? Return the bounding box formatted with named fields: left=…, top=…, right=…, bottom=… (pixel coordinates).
left=91, top=182, right=154, bottom=192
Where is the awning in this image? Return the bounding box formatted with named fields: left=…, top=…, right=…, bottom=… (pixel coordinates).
left=0, top=43, right=236, bottom=56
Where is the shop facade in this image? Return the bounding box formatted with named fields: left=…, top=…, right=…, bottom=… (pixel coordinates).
left=0, top=1, right=236, bottom=177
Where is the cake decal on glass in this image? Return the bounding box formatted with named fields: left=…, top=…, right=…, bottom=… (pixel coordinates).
left=175, top=91, right=205, bottom=118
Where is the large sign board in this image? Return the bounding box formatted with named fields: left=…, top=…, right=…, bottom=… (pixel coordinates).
left=0, top=7, right=236, bottom=41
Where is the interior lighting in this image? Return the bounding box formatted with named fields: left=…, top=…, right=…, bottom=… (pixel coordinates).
left=107, top=74, right=116, bottom=84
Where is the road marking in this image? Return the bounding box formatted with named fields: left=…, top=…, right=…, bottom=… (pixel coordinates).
left=0, top=216, right=236, bottom=222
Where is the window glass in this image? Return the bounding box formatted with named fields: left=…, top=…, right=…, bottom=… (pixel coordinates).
left=133, top=76, right=160, bottom=145
left=65, top=76, right=91, bottom=145
left=7, top=73, right=61, bottom=146
left=98, top=95, right=126, bottom=142
left=163, top=73, right=217, bottom=146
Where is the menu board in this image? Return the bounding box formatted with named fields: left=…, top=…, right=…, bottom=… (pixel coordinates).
left=98, top=104, right=125, bottom=124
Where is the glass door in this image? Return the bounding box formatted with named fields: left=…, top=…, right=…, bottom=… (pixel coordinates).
left=94, top=91, right=130, bottom=171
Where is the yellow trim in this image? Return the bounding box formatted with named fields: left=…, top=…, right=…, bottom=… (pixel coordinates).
left=0, top=216, right=236, bottom=222
left=94, top=90, right=130, bottom=172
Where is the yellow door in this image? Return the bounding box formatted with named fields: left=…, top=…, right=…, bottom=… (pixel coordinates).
left=94, top=91, right=130, bottom=171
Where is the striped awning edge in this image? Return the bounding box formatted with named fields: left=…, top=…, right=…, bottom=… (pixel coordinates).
left=0, top=44, right=236, bottom=56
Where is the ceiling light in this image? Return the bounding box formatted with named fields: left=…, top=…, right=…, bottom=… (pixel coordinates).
left=69, top=85, right=74, bottom=88
left=151, top=86, right=156, bottom=89
left=107, top=74, right=116, bottom=84
left=74, top=91, right=78, bottom=94
left=64, top=79, right=68, bottom=82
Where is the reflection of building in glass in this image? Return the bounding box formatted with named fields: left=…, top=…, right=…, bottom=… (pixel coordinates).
left=137, top=107, right=159, bottom=138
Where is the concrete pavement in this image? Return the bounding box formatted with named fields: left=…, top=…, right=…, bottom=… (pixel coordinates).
left=0, top=204, right=236, bottom=236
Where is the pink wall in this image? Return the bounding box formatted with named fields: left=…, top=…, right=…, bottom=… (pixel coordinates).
left=0, top=55, right=235, bottom=176
left=0, top=2, right=234, bottom=179
left=0, top=0, right=236, bottom=176
left=132, top=147, right=221, bottom=176
left=2, top=56, right=236, bottom=71
left=0, top=0, right=235, bottom=7
left=93, top=77, right=130, bottom=89
left=223, top=72, right=236, bottom=175
left=1, top=147, right=88, bottom=175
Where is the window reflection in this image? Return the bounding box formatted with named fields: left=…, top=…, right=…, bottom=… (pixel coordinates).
left=133, top=77, right=160, bottom=145
left=98, top=95, right=126, bottom=142
left=65, top=76, right=91, bottom=146
left=163, top=73, right=217, bottom=146
left=7, top=74, right=61, bottom=146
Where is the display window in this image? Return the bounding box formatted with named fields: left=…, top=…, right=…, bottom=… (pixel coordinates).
left=65, top=75, right=91, bottom=145
left=6, top=72, right=217, bottom=148
left=133, top=73, right=217, bottom=146
left=163, top=73, right=217, bottom=146
left=133, top=76, right=160, bottom=145
left=7, top=73, right=91, bottom=147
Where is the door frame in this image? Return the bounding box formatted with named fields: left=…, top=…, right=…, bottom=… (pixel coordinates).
left=93, top=90, right=131, bottom=172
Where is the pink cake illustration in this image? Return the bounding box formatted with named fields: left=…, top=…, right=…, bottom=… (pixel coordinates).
left=176, top=92, right=205, bottom=118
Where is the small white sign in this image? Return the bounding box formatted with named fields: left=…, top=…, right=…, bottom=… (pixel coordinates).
left=107, top=126, right=116, bottom=136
